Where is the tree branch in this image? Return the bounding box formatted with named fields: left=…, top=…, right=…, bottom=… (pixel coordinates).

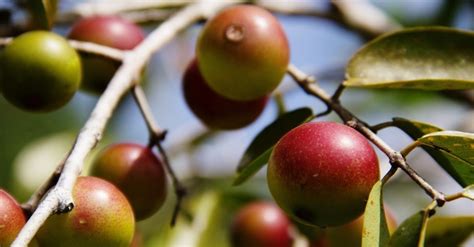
left=287, top=64, right=446, bottom=206
left=11, top=2, right=234, bottom=246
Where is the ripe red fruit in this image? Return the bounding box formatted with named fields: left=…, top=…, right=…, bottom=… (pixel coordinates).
left=267, top=122, right=379, bottom=227
left=0, top=190, right=26, bottom=246
left=68, top=15, right=144, bottom=94
left=0, top=31, right=81, bottom=112
left=37, top=176, right=135, bottom=247
left=230, top=201, right=293, bottom=247
left=90, top=143, right=167, bottom=220
left=183, top=59, right=268, bottom=130
left=197, top=5, right=289, bottom=101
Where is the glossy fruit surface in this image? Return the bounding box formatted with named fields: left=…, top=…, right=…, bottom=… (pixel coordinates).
left=230, top=201, right=293, bottom=247
left=183, top=59, right=268, bottom=130
left=0, top=190, right=26, bottom=246
left=197, top=5, right=289, bottom=101
left=0, top=31, right=81, bottom=112
left=68, top=15, right=144, bottom=94
left=37, top=176, right=135, bottom=247
left=90, top=143, right=167, bottom=220
left=267, top=122, right=379, bottom=227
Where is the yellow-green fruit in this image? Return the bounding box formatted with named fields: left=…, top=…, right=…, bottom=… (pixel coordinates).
left=37, top=176, right=135, bottom=247
left=0, top=31, right=81, bottom=112
left=197, top=5, right=289, bottom=101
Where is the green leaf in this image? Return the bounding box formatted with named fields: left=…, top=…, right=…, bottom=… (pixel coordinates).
left=232, top=148, right=272, bottom=186
left=417, top=131, right=474, bottom=186
left=345, top=27, right=474, bottom=90
left=462, top=184, right=474, bottom=200
left=389, top=210, right=429, bottom=247
left=393, top=118, right=474, bottom=187
left=27, top=0, right=58, bottom=30
left=424, top=216, right=474, bottom=247
left=236, top=107, right=313, bottom=172
left=362, top=181, right=390, bottom=247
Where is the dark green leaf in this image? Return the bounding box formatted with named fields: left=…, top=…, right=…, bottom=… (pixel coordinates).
left=417, top=131, right=474, bottom=186
left=389, top=211, right=428, bottom=247
left=393, top=118, right=474, bottom=187
left=232, top=148, right=272, bottom=186
left=27, top=0, right=58, bottom=30
left=237, top=107, right=313, bottom=172
left=345, top=27, right=474, bottom=90
left=362, top=181, right=390, bottom=247
left=424, top=216, right=474, bottom=247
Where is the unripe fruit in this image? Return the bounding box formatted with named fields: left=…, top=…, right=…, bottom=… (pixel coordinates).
left=197, top=5, right=289, bottom=101
left=0, top=31, right=81, bottom=112
left=183, top=59, right=268, bottom=130
left=68, top=15, right=144, bottom=94
left=230, top=201, right=293, bottom=247
left=90, top=143, right=167, bottom=220
left=37, top=176, right=135, bottom=247
left=0, top=190, right=26, bottom=246
left=267, top=122, right=379, bottom=227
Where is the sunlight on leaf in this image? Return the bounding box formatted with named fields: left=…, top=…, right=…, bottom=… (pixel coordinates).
left=345, top=27, right=474, bottom=90
left=362, top=181, right=390, bottom=247
left=462, top=184, right=474, bottom=200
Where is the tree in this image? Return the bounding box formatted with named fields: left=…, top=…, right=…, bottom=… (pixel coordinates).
left=0, top=0, right=473, bottom=246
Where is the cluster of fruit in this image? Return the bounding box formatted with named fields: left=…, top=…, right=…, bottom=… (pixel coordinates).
left=0, top=15, right=144, bottom=112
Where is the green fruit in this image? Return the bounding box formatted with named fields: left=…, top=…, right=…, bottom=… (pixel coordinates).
left=90, top=143, right=167, bottom=221
left=197, top=5, right=289, bottom=101
left=183, top=59, right=268, bottom=130
left=37, top=176, right=135, bottom=247
left=267, top=122, right=379, bottom=227
left=230, top=201, right=293, bottom=247
left=0, top=190, right=26, bottom=246
left=68, top=15, right=144, bottom=94
left=0, top=31, right=81, bottom=112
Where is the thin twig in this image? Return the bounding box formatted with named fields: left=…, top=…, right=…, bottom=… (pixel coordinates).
left=371, top=121, right=395, bottom=132
left=12, top=2, right=233, bottom=246
left=287, top=64, right=446, bottom=206
left=381, top=166, right=398, bottom=185
left=131, top=85, right=186, bottom=226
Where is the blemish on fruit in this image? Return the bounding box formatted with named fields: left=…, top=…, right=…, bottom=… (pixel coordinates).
left=225, top=24, right=245, bottom=43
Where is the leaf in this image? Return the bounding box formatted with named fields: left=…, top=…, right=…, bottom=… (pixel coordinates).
left=424, top=216, right=474, bottom=247
left=393, top=118, right=474, bottom=187
left=462, top=184, right=474, bottom=200
left=389, top=210, right=429, bottom=247
left=236, top=107, right=313, bottom=172
left=27, top=0, right=58, bottom=30
left=232, top=148, right=272, bottom=186
left=417, top=131, right=474, bottom=186
left=345, top=27, right=474, bottom=90
left=362, top=181, right=390, bottom=247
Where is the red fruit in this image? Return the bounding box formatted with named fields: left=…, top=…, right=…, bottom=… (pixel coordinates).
left=197, top=5, right=289, bottom=101
left=68, top=15, right=144, bottom=94
left=230, top=201, right=293, bottom=247
left=183, top=59, right=268, bottom=130
left=90, top=143, right=167, bottom=220
left=37, top=177, right=135, bottom=247
left=267, top=122, right=379, bottom=227
left=0, top=190, right=26, bottom=246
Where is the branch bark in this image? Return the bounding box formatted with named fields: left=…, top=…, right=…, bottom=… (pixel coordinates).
left=11, top=2, right=234, bottom=246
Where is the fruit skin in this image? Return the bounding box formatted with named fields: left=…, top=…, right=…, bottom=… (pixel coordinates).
left=197, top=5, right=289, bottom=101
left=68, top=15, right=144, bottom=94
left=90, top=143, right=167, bottom=220
left=0, top=31, right=81, bottom=112
left=324, top=206, right=397, bottom=247
left=0, top=190, right=26, bottom=246
left=37, top=176, right=135, bottom=247
left=267, top=122, right=379, bottom=227
left=230, top=201, right=293, bottom=247
left=183, top=59, right=268, bottom=130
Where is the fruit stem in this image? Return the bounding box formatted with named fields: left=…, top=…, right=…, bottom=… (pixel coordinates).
left=287, top=64, right=446, bottom=206
left=132, top=84, right=186, bottom=226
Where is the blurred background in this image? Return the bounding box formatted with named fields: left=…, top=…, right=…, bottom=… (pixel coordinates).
left=0, top=0, right=473, bottom=246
